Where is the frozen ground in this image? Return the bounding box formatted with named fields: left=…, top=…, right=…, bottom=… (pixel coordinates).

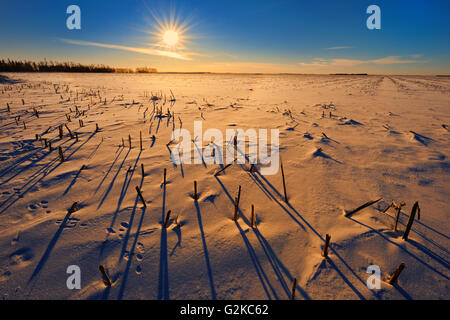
left=0, top=73, right=448, bottom=299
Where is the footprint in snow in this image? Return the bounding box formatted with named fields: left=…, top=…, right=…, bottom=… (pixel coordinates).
left=11, top=232, right=20, bottom=246
left=28, top=203, right=40, bottom=211
left=136, top=242, right=144, bottom=253
left=0, top=270, right=11, bottom=282
left=9, top=248, right=34, bottom=267
left=56, top=217, right=79, bottom=228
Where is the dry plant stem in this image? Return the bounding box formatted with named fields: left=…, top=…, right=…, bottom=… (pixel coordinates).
left=58, top=146, right=64, bottom=162
left=345, top=198, right=382, bottom=217
left=280, top=160, right=288, bottom=202
left=322, top=234, right=331, bottom=258
left=233, top=185, right=241, bottom=221
left=194, top=180, right=198, bottom=200
left=383, top=202, right=393, bottom=213
left=65, top=124, right=73, bottom=138
left=237, top=185, right=241, bottom=205
left=387, top=263, right=405, bottom=285
left=392, top=201, right=405, bottom=232
left=251, top=204, right=255, bottom=228
left=393, top=207, right=402, bottom=232
left=233, top=196, right=239, bottom=221
left=135, top=186, right=147, bottom=207
left=99, top=265, right=112, bottom=287
left=163, top=210, right=172, bottom=228
left=402, top=202, right=420, bottom=241
left=291, top=278, right=297, bottom=300
left=68, top=202, right=78, bottom=214
left=214, top=163, right=232, bottom=176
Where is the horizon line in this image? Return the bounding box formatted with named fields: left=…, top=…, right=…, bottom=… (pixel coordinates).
left=2, top=71, right=449, bottom=77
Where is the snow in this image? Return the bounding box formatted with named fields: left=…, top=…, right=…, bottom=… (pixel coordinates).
left=0, top=73, right=448, bottom=299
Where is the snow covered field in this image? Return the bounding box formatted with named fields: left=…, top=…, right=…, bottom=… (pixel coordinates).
left=0, top=72, right=448, bottom=300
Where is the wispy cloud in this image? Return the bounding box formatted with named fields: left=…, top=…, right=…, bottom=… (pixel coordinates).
left=326, top=46, right=354, bottom=50
left=60, top=39, right=193, bottom=60
left=194, top=61, right=298, bottom=73
left=298, top=58, right=328, bottom=67
left=370, top=56, right=424, bottom=64
left=299, top=55, right=425, bottom=67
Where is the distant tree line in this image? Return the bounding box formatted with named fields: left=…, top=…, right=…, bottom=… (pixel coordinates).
left=0, top=59, right=158, bottom=73
left=331, top=73, right=368, bottom=76
left=135, top=67, right=158, bottom=73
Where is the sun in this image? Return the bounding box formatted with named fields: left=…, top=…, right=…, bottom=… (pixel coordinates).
left=144, top=8, right=193, bottom=51
left=163, top=30, right=179, bottom=47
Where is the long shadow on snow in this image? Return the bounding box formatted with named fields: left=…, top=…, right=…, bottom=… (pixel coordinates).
left=0, top=139, right=63, bottom=182
left=382, top=210, right=450, bottom=256
left=117, top=206, right=146, bottom=300
left=158, top=175, right=169, bottom=300
left=118, top=173, right=144, bottom=262
left=194, top=199, right=217, bottom=299
left=94, top=147, right=124, bottom=194
left=28, top=207, right=74, bottom=283
left=97, top=148, right=131, bottom=209
left=99, top=150, right=141, bottom=258
left=348, top=217, right=449, bottom=280
left=249, top=170, right=376, bottom=299
left=0, top=133, right=97, bottom=215
left=215, top=175, right=298, bottom=299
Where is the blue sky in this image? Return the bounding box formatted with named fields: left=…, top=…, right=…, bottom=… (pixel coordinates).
left=0, top=0, right=449, bottom=74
